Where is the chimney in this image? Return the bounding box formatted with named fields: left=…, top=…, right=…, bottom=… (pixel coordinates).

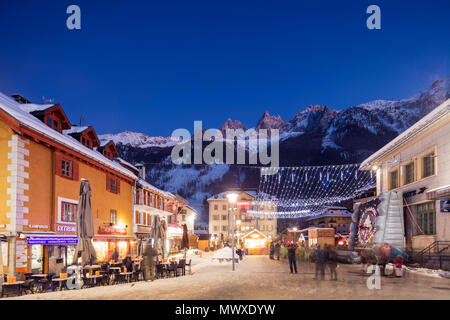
left=135, top=163, right=146, bottom=180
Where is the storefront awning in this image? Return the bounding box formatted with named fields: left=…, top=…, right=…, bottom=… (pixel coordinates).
left=26, top=234, right=78, bottom=245
left=426, top=185, right=450, bottom=200
left=93, top=235, right=136, bottom=242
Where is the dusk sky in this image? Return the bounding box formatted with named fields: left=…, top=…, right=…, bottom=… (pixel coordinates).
left=0, top=0, right=449, bottom=136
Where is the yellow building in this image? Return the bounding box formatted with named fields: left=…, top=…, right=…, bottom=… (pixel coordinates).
left=0, top=93, right=137, bottom=277
left=207, top=190, right=277, bottom=245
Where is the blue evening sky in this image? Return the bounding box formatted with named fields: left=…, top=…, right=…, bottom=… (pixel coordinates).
left=0, top=0, right=449, bottom=136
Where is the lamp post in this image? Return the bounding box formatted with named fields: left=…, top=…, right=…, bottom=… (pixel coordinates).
left=227, top=193, right=238, bottom=271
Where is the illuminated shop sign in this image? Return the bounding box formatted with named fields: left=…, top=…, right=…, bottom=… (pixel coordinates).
left=57, top=225, right=76, bottom=232
left=27, top=236, right=78, bottom=245
left=98, top=225, right=127, bottom=235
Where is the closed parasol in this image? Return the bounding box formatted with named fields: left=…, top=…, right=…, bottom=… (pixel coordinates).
left=73, top=180, right=97, bottom=266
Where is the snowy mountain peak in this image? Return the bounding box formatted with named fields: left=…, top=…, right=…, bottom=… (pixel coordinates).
left=98, top=131, right=182, bottom=148
left=221, top=118, right=247, bottom=132
left=256, top=110, right=287, bottom=131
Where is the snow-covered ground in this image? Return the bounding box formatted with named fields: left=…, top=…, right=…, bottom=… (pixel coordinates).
left=5, top=255, right=450, bottom=300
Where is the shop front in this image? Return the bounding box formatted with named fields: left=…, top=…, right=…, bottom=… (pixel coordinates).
left=167, top=224, right=183, bottom=254
left=93, top=225, right=136, bottom=262
left=25, top=234, right=78, bottom=275
left=243, top=229, right=269, bottom=255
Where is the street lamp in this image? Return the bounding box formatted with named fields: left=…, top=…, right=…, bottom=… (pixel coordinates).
left=292, top=227, right=297, bottom=243
left=227, top=192, right=238, bottom=271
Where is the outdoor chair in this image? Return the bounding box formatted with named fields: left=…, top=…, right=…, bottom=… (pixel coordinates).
left=156, top=264, right=167, bottom=279
left=177, top=259, right=186, bottom=276
left=81, top=270, right=95, bottom=288
left=41, top=273, right=57, bottom=292
left=23, top=273, right=34, bottom=280
left=167, top=262, right=178, bottom=277
left=113, top=273, right=128, bottom=284
left=185, top=259, right=192, bottom=275
left=20, top=279, right=36, bottom=295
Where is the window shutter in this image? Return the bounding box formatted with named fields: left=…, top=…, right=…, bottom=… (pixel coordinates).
left=55, top=153, right=62, bottom=176
left=72, top=161, right=79, bottom=181
left=106, top=174, right=111, bottom=192
left=117, top=179, right=120, bottom=194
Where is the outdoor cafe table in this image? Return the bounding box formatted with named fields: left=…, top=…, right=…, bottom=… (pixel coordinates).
left=31, top=274, right=48, bottom=278
left=109, top=267, right=121, bottom=271
left=51, top=278, right=68, bottom=291
left=1, top=281, right=25, bottom=297
left=87, top=275, right=103, bottom=285
left=119, top=272, right=133, bottom=283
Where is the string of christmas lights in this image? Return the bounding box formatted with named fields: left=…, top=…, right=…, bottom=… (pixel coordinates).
left=250, top=164, right=375, bottom=218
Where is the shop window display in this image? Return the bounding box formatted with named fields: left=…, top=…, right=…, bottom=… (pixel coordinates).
left=31, top=245, right=43, bottom=273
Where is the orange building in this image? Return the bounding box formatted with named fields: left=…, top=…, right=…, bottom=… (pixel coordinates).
left=0, top=93, right=137, bottom=277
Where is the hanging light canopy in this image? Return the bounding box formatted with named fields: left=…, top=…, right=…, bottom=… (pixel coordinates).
left=252, top=163, right=375, bottom=218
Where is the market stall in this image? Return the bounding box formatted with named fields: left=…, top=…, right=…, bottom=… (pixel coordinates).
left=242, top=229, right=268, bottom=255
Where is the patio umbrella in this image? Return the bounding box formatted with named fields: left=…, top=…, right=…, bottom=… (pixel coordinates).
left=73, top=180, right=97, bottom=266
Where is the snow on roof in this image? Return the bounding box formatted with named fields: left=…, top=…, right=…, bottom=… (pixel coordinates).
left=138, top=178, right=174, bottom=199
left=18, top=103, right=54, bottom=113
left=242, top=229, right=268, bottom=239
left=0, top=92, right=137, bottom=180
left=186, top=205, right=198, bottom=213
left=361, top=99, right=450, bottom=169
left=63, top=126, right=89, bottom=135
left=307, top=207, right=352, bottom=221
left=207, top=190, right=258, bottom=201
left=99, top=139, right=112, bottom=147
left=114, top=157, right=139, bottom=172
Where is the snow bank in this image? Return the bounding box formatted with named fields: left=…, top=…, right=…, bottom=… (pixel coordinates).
left=213, top=247, right=234, bottom=260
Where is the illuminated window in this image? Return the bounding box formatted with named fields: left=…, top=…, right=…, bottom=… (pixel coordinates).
left=110, top=210, right=117, bottom=225
left=61, top=202, right=77, bottom=222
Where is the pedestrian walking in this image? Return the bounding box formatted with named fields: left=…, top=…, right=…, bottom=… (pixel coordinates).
left=325, top=245, right=338, bottom=281
left=269, top=242, right=274, bottom=259
left=287, top=243, right=298, bottom=273
left=313, top=245, right=326, bottom=280
left=275, top=242, right=281, bottom=261
left=142, top=242, right=158, bottom=281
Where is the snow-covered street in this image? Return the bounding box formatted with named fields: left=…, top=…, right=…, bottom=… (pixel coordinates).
left=6, top=254, right=450, bottom=300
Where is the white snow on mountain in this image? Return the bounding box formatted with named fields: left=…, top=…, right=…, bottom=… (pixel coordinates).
left=98, top=131, right=182, bottom=148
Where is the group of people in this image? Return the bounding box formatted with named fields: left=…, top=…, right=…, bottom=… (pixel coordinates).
left=108, top=241, right=160, bottom=282
left=270, top=241, right=338, bottom=280
left=311, top=244, right=338, bottom=281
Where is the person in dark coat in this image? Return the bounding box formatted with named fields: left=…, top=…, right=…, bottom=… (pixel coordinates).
left=325, top=245, right=338, bottom=280
left=274, top=242, right=281, bottom=260
left=287, top=244, right=298, bottom=273
left=122, top=254, right=133, bottom=272
left=269, top=242, right=274, bottom=259
left=313, top=245, right=326, bottom=280
left=111, top=248, right=119, bottom=262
